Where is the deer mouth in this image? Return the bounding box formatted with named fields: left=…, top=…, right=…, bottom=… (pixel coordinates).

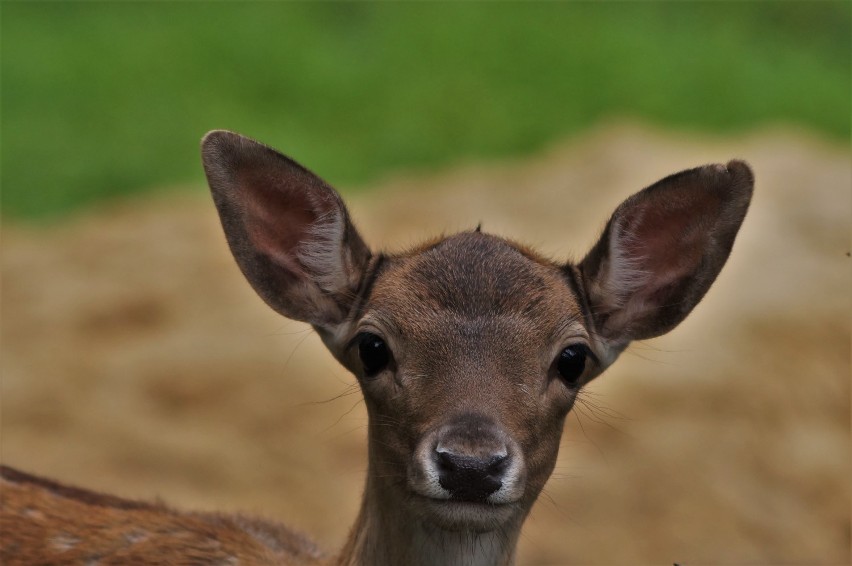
left=410, top=492, right=521, bottom=531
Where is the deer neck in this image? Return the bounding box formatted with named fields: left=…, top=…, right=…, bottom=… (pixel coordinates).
left=335, top=452, right=522, bottom=566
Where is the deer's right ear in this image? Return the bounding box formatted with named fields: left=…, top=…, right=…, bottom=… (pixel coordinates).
left=201, top=130, right=371, bottom=328
left=580, top=160, right=753, bottom=345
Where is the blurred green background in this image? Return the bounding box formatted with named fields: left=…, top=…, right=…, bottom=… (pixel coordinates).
left=2, top=1, right=849, bottom=220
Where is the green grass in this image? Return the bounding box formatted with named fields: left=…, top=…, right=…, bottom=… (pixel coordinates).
left=2, top=1, right=849, bottom=219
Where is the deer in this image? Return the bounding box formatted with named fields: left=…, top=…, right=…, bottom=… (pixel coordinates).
left=0, top=130, right=753, bottom=565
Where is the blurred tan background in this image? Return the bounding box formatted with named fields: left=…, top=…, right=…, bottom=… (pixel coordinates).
left=2, top=123, right=849, bottom=564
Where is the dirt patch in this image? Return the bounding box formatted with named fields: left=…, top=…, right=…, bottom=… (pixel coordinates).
left=2, top=123, right=849, bottom=563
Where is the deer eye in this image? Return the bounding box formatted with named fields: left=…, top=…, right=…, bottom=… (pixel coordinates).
left=358, top=333, right=390, bottom=377
left=556, top=344, right=588, bottom=385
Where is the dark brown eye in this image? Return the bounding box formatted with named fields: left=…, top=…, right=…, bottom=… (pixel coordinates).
left=358, top=333, right=390, bottom=377
left=556, top=345, right=588, bottom=385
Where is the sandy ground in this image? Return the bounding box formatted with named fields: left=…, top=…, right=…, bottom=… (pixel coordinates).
left=2, top=124, right=849, bottom=564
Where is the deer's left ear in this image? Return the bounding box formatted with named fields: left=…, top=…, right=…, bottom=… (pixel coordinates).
left=579, top=161, right=753, bottom=344
left=201, top=130, right=371, bottom=329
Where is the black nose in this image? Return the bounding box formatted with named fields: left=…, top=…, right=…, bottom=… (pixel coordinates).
left=435, top=449, right=510, bottom=502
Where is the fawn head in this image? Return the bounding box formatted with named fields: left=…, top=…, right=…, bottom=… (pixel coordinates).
left=201, top=131, right=752, bottom=533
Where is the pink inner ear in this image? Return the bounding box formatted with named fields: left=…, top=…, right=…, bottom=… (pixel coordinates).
left=622, top=189, right=723, bottom=295
left=238, top=169, right=325, bottom=276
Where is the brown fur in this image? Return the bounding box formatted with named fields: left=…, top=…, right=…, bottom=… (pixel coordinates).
left=1, top=131, right=752, bottom=565
left=1, top=466, right=322, bottom=565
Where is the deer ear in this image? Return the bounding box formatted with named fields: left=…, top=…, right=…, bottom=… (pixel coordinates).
left=580, top=160, right=753, bottom=344
left=201, top=130, right=371, bottom=328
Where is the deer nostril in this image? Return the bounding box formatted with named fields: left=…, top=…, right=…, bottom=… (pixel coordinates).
left=436, top=450, right=458, bottom=473
left=434, top=449, right=509, bottom=502
left=487, top=453, right=509, bottom=475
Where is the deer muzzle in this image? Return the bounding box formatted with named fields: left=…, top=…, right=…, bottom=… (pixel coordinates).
left=409, top=412, right=526, bottom=506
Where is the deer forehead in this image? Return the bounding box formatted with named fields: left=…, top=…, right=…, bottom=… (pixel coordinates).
left=364, top=233, right=585, bottom=347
